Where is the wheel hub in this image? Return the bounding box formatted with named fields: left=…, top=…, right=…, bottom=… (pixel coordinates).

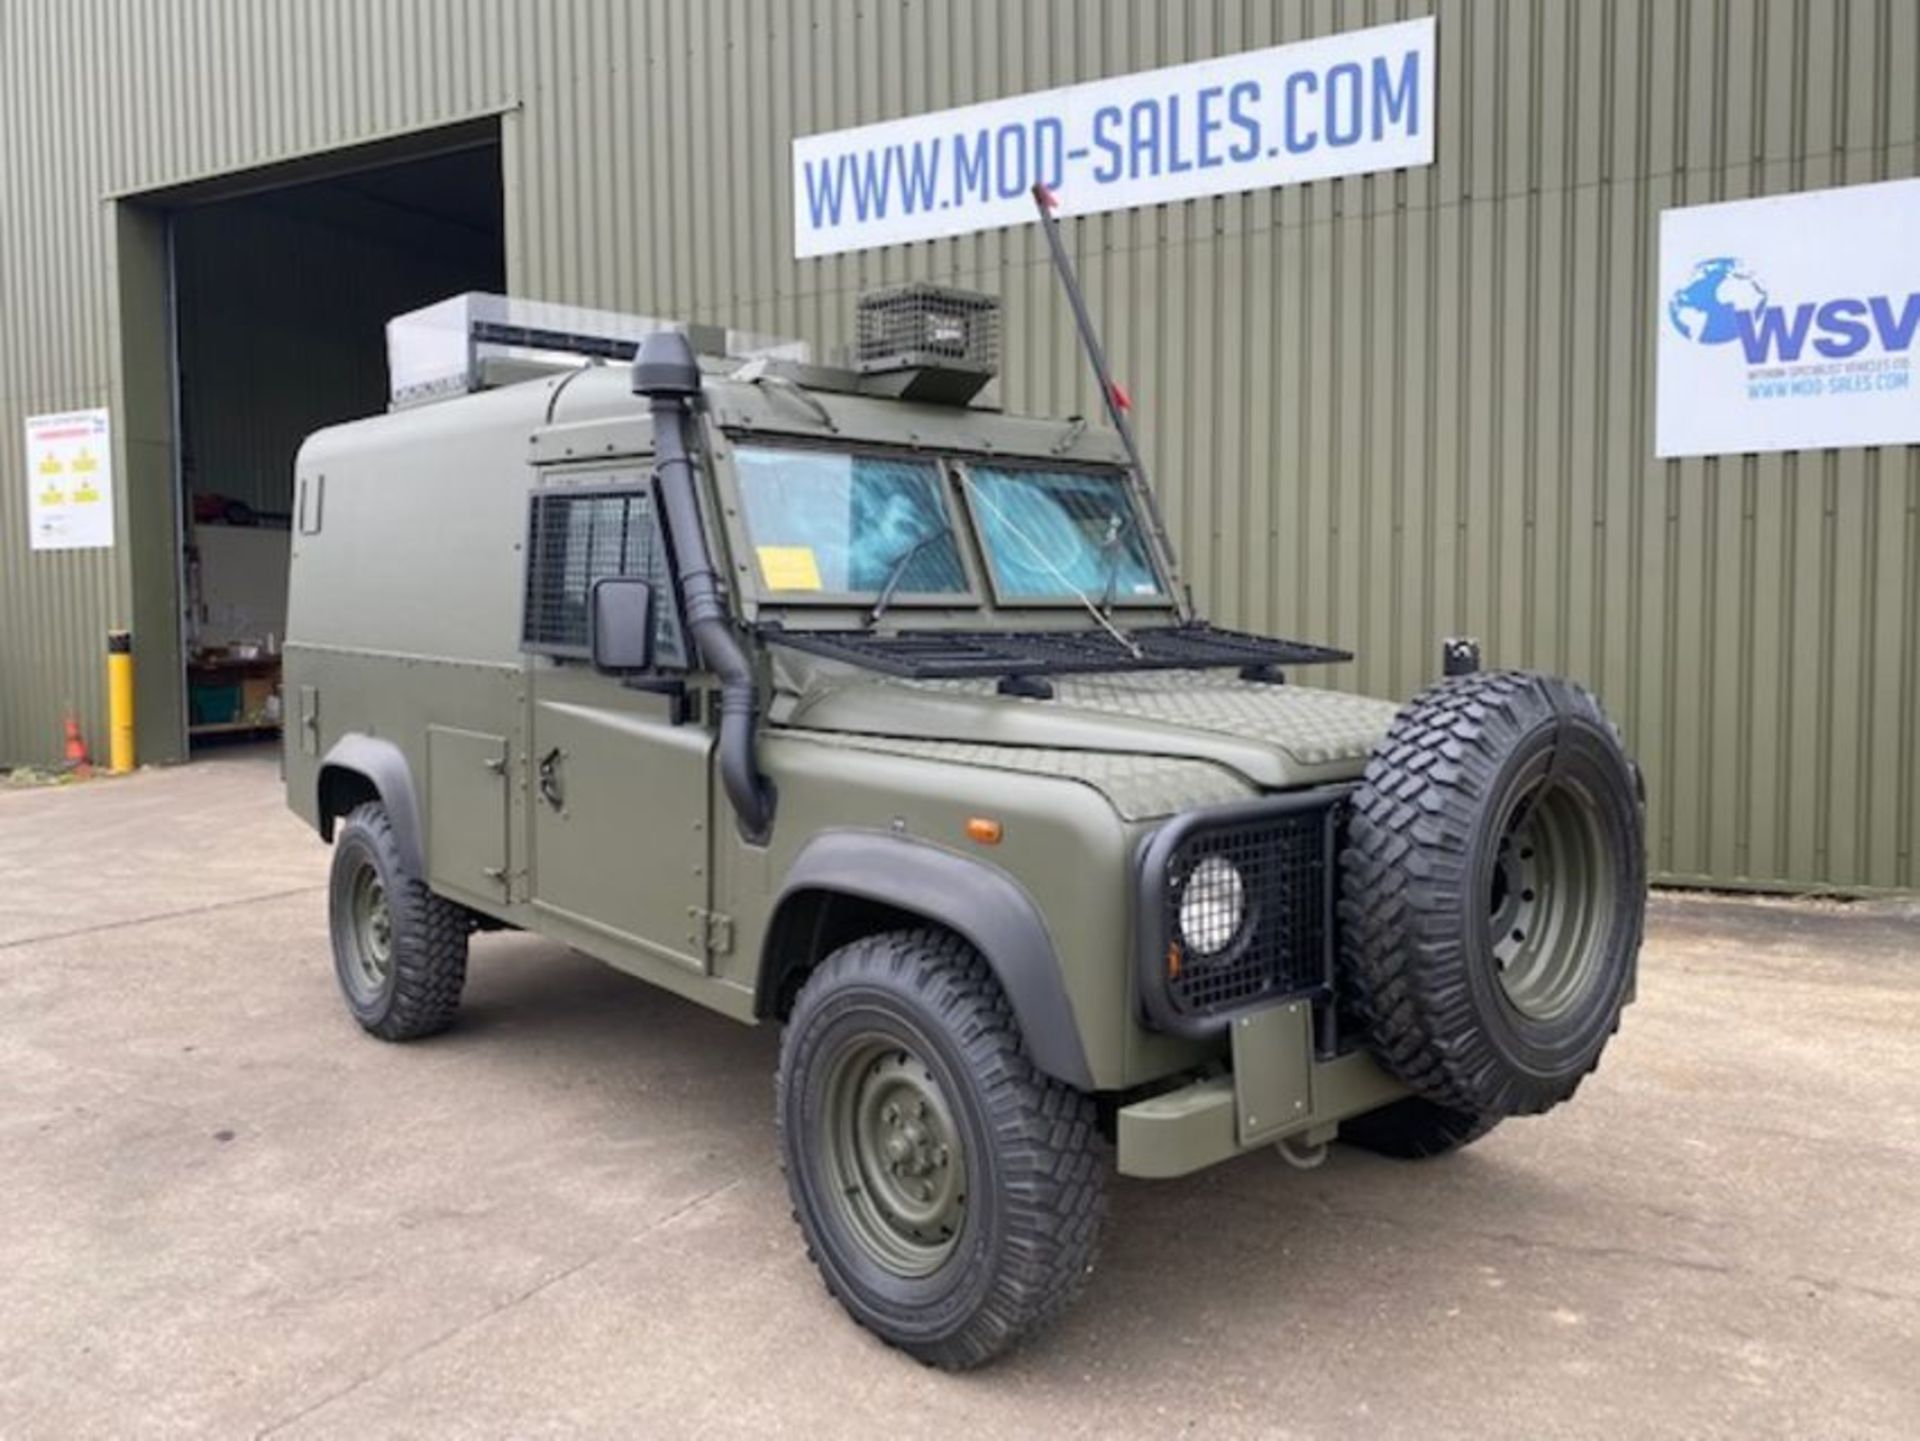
left=349, top=865, right=394, bottom=994
left=1488, top=831, right=1539, bottom=968
left=1488, top=778, right=1614, bottom=1023
left=823, top=1038, right=967, bottom=1277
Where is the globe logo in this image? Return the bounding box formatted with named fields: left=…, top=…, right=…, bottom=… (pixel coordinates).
left=1668, top=257, right=1768, bottom=345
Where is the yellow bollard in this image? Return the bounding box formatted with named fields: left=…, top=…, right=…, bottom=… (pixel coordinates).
left=107, top=629, right=135, bottom=773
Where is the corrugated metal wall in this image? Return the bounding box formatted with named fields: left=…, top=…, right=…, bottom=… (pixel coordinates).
left=1, top=0, right=1915, bottom=891
left=0, top=0, right=519, bottom=768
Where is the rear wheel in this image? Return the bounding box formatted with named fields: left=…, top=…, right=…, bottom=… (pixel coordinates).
left=777, top=929, right=1106, bottom=1370
left=328, top=802, right=469, bottom=1040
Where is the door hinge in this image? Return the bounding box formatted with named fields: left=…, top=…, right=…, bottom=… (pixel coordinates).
left=688, top=907, right=733, bottom=957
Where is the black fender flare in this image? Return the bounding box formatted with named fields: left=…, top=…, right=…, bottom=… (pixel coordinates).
left=762, top=832, right=1095, bottom=1091
left=317, top=734, right=425, bottom=878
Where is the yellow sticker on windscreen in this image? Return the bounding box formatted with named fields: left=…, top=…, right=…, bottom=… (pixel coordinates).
left=757, top=545, right=824, bottom=592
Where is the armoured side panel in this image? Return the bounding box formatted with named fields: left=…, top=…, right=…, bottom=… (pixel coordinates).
left=425, top=725, right=511, bottom=906
left=528, top=688, right=714, bottom=972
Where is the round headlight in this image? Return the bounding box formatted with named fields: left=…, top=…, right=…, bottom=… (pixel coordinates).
left=1178, top=855, right=1246, bottom=956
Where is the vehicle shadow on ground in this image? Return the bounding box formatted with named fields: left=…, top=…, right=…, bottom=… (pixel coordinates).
left=442, top=931, right=1587, bottom=1374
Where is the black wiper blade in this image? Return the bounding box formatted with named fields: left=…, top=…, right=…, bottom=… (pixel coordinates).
left=864, top=521, right=953, bottom=628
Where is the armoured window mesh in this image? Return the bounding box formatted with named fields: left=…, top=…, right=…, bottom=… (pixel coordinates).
left=522, top=489, right=685, bottom=663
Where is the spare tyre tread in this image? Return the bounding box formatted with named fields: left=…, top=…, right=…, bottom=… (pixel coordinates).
left=1339, top=670, right=1643, bottom=1118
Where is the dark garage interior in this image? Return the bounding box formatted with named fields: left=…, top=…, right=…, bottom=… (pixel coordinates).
left=170, top=138, right=505, bottom=747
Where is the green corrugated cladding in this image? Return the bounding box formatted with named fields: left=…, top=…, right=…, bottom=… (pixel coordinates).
left=0, top=1, right=1915, bottom=890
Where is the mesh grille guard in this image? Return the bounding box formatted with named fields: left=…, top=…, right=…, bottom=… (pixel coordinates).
left=761, top=622, right=1351, bottom=680
left=855, top=284, right=1000, bottom=375
left=1135, top=786, right=1352, bottom=1039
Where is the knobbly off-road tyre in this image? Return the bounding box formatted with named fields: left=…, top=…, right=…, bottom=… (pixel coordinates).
left=777, top=928, right=1106, bottom=1370
left=328, top=801, right=469, bottom=1040
left=1339, top=671, right=1645, bottom=1126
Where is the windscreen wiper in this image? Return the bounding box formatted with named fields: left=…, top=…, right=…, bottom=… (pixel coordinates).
left=958, top=472, right=1142, bottom=658
left=1030, top=182, right=1192, bottom=622
left=1096, top=511, right=1133, bottom=615
left=865, top=522, right=954, bottom=628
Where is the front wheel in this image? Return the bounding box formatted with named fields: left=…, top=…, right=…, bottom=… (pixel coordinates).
left=776, top=929, right=1106, bottom=1370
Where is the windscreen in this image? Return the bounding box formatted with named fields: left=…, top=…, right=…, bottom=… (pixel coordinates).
left=963, top=465, right=1165, bottom=602
left=734, top=446, right=968, bottom=597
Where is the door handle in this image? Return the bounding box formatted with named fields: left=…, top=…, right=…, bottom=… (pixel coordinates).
left=538, top=747, right=565, bottom=809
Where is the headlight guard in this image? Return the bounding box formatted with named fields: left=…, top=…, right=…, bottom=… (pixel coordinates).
left=1136, top=785, right=1352, bottom=1039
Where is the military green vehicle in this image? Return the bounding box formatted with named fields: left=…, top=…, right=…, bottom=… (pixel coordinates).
left=286, top=275, right=1645, bottom=1369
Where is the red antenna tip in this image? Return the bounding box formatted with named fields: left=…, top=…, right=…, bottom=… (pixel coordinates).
left=1109, top=380, right=1132, bottom=412
left=1033, top=182, right=1059, bottom=212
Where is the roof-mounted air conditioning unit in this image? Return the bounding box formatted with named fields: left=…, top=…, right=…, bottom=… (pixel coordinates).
left=853, top=284, right=999, bottom=405
left=386, top=292, right=808, bottom=410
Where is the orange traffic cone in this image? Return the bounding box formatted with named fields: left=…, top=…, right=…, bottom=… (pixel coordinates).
left=63, top=710, right=92, bottom=773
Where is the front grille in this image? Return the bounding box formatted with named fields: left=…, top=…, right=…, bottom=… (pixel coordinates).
left=1137, top=791, right=1346, bottom=1035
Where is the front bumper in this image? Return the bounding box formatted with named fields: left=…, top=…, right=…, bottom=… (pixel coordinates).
left=1115, top=1000, right=1407, bottom=1178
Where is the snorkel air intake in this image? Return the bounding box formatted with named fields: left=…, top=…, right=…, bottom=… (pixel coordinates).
left=633, top=330, right=775, bottom=841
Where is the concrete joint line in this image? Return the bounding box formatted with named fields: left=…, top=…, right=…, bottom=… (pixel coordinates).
left=0, top=885, right=326, bottom=954
left=251, top=1177, right=746, bottom=1438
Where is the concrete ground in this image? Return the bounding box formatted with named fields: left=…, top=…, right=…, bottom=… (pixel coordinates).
left=2, top=750, right=1916, bottom=1440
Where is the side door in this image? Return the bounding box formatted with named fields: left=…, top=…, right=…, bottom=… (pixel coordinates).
left=521, top=467, right=714, bottom=971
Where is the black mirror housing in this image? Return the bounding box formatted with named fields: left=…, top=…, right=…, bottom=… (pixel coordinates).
left=589, top=577, right=656, bottom=673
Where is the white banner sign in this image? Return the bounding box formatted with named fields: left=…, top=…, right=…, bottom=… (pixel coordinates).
left=25, top=408, right=115, bottom=551
left=793, top=17, right=1435, bottom=259
left=1657, top=178, right=1920, bottom=458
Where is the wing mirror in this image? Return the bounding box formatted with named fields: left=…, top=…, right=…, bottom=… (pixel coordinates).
left=589, top=577, right=656, bottom=673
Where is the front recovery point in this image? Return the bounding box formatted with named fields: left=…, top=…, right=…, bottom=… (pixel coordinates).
left=1115, top=1000, right=1409, bottom=1178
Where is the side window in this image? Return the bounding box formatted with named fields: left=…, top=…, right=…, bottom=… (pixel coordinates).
left=522, top=486, right=687, bottom=667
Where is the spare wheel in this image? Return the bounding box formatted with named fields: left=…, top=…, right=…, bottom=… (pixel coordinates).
left=1339, top=670, right=1646, bottom=1119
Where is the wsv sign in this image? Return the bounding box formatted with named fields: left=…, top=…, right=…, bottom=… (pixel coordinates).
left=1739, top=295, right=1920, bottom=362
left=1656, top=180, right=1920, bottom=458
left=1669, top=257, right=1920, bottom=363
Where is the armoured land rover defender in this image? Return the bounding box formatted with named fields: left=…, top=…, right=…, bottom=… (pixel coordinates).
left=286, top=274, right=1645, bottom=1368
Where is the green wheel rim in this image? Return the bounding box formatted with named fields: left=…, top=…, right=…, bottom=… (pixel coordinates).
left=1489, top=777, right=1616, bottom=1022
left=346, top=862, right=395, bottom=1000
left=820, top=1033, right=967, bottom=1278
